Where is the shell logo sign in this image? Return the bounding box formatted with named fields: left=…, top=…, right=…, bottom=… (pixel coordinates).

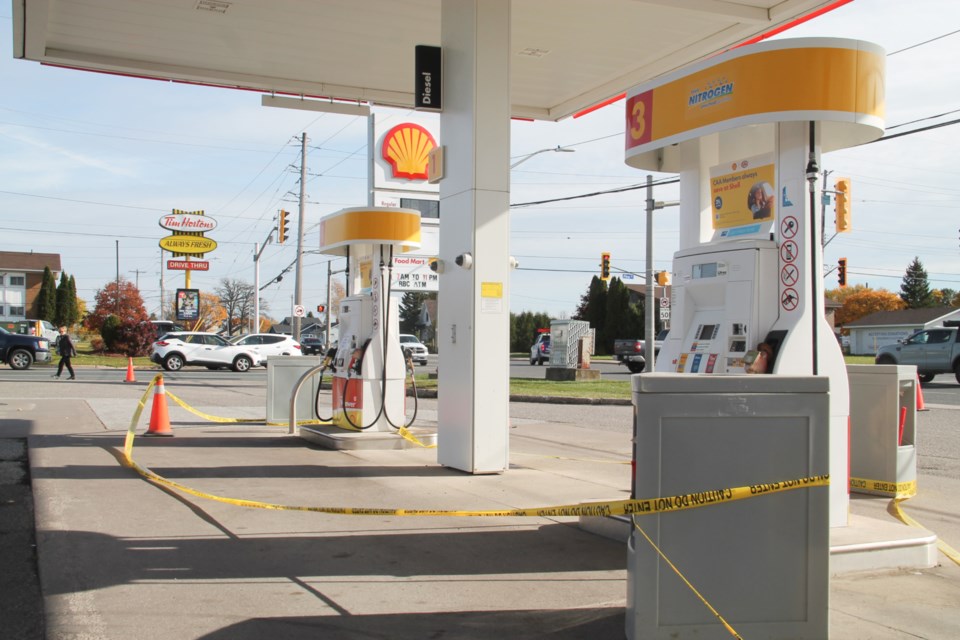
left=381, top=123, right=436, bottom=180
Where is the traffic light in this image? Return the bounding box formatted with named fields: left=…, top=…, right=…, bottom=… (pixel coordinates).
left=600, top=252, right=611, bottom=281
left=277, top=210, right=290, bottom=244
left=834, top=178, right=851, bottom=233
left=656, top=270, right=671, bottom=286
left=838, top=257, right=847, bottom=288
left=316, top=304, right=325, bottom=313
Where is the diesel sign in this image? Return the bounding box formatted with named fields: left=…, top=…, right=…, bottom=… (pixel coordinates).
left=415, top=45, right=441, bottom=111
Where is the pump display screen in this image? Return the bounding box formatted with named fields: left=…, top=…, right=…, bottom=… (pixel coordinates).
left=697, top=324, right=718, bottom=340
left=692, top=262, right=718, bottom=279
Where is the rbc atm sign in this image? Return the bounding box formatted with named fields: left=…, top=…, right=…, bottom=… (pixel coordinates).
left=391, top=256, right=439, bottom=292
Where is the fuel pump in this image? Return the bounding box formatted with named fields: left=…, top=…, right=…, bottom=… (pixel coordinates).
left=318, top=207, right=422, bottom=433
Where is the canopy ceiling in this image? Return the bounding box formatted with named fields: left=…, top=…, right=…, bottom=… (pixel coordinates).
left=13, top=0, right=840, bottom=121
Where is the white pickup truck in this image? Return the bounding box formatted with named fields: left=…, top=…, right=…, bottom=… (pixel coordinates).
left=874, top=323, right=960, bottom=384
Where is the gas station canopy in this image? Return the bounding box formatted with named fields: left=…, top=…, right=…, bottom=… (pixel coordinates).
left=14, top=0, right=840, bottom=121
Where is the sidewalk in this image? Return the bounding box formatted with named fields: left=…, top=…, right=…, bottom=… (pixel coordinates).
left=2, top=381, right=959, bottom=639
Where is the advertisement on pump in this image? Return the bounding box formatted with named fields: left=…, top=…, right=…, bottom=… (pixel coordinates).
left=709, top=154, right=777, bottom=239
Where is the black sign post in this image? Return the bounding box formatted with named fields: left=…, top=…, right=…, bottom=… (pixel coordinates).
left=415, top=45, right=441, bottom=111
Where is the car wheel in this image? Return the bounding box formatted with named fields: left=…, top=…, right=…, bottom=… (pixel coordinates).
left=233, top=355, right=253, bottom=372
left=537, top=357, right=544, bottom=366
left=876, top=355, right=896, bottom=365
left=8, top=348, right=32, bottom=370
left=163, top=354, right=184, bottom=371
left=955, top=361, right=960, bottom=385
left=627, top=361, right=645, bottom=374
left=918, top=373, right=936, bottom=384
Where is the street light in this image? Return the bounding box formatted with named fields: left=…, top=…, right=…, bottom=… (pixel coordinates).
left=510, top=145, right=575, bottom=168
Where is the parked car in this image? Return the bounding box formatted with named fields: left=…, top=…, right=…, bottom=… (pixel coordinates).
left=529, top=333, right=551, bottom=365
left=399, top=334, right=429, bottom=366
left=229, top=333, right=302, bottom=365
left=0, top=326, right=52, bottom=370
left=875, top=324, right=960, bottom=384
left=300, top=336, right=326, bottom=355
left=150, top=332, right=263, bottom=372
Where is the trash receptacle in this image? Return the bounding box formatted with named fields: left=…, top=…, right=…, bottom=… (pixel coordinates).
left=847, top=364, right=917, bottom=498
left=628, top=373, right=829, bottom=640
left=266, top=356, right=324, bottom=424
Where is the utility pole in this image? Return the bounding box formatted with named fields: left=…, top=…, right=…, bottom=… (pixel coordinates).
left=115, top=240, right=120, bottom=316
left=293, top=132, right=307, bottom=341
left=644, top=175, right=679, bottom=373
left=129, top=268, right=145, bottom=289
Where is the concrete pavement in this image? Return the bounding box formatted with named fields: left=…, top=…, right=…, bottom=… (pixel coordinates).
left=1, top=374, right=959, bottom=639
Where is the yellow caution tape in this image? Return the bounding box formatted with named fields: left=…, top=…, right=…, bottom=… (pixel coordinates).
left=849, top=476, right=917, bottom=498
left=397, top=426, right=436, bottom=449
left=888, top=497, right=960, bottom=567
left=122, top=376, right=826, bottom=521
left=848, top=474, right=960, bottom=567
left=120, top=429, right=829, bottom=517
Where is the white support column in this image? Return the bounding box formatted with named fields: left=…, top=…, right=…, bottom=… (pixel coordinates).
left=437, top=0, right=511, bottom=473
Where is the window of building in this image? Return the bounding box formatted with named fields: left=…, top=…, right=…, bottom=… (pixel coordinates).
left=1, top=272, right=27, bottom=320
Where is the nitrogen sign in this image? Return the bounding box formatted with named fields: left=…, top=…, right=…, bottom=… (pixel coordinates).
left=159, top=235, right=218, bottom=254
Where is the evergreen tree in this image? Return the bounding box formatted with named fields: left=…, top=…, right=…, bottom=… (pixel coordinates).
left=602, top=277, right=643, bottom=354
left=67, top=275, right=80, bottom=327
left=399, top=292, right=427, bottom=335
left=55, top=272, right=72, bottom=327
left=580, top=276, right=608, bottom=353
left=899, top=257, right=935, bottom=309
left=37, top=266, right=58, bottom=322
left=509, top=310, right=551, bottom=352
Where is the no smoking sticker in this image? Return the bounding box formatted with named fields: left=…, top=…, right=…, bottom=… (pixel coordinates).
left=781, top=264, right=799, bottom=287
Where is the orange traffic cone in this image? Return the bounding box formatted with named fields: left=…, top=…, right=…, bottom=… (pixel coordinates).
left=124, top=357, right=136, bottom=383
left=916, top=374, right=929, bottom=412
left=145, top=377, right=174, bottom=437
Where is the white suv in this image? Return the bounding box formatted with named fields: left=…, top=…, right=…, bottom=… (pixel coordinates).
left=399, top=334, right=429, bottom=366
left=229, top=333, right=302, bottom=365
left=151, top=332, right=263, bottom=372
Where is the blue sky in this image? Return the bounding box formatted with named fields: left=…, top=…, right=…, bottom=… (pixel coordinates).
left=1, top=1, right=958, bottom=320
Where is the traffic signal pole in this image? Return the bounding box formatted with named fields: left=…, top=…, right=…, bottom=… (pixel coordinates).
left=644, top=174, right=678, bottom=373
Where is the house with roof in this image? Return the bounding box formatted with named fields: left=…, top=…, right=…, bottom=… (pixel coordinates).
left=843, top=307, right=960, bottom=355
left=0, top=251, right=62, bottom=322
left=269, top=316, right=329, bottom=340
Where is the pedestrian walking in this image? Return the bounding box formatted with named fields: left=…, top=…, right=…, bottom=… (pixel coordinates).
left=53, top=326, right=76, bottom=380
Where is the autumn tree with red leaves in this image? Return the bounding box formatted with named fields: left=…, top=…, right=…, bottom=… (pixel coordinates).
left=84, top=279, right=155, bottom=356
